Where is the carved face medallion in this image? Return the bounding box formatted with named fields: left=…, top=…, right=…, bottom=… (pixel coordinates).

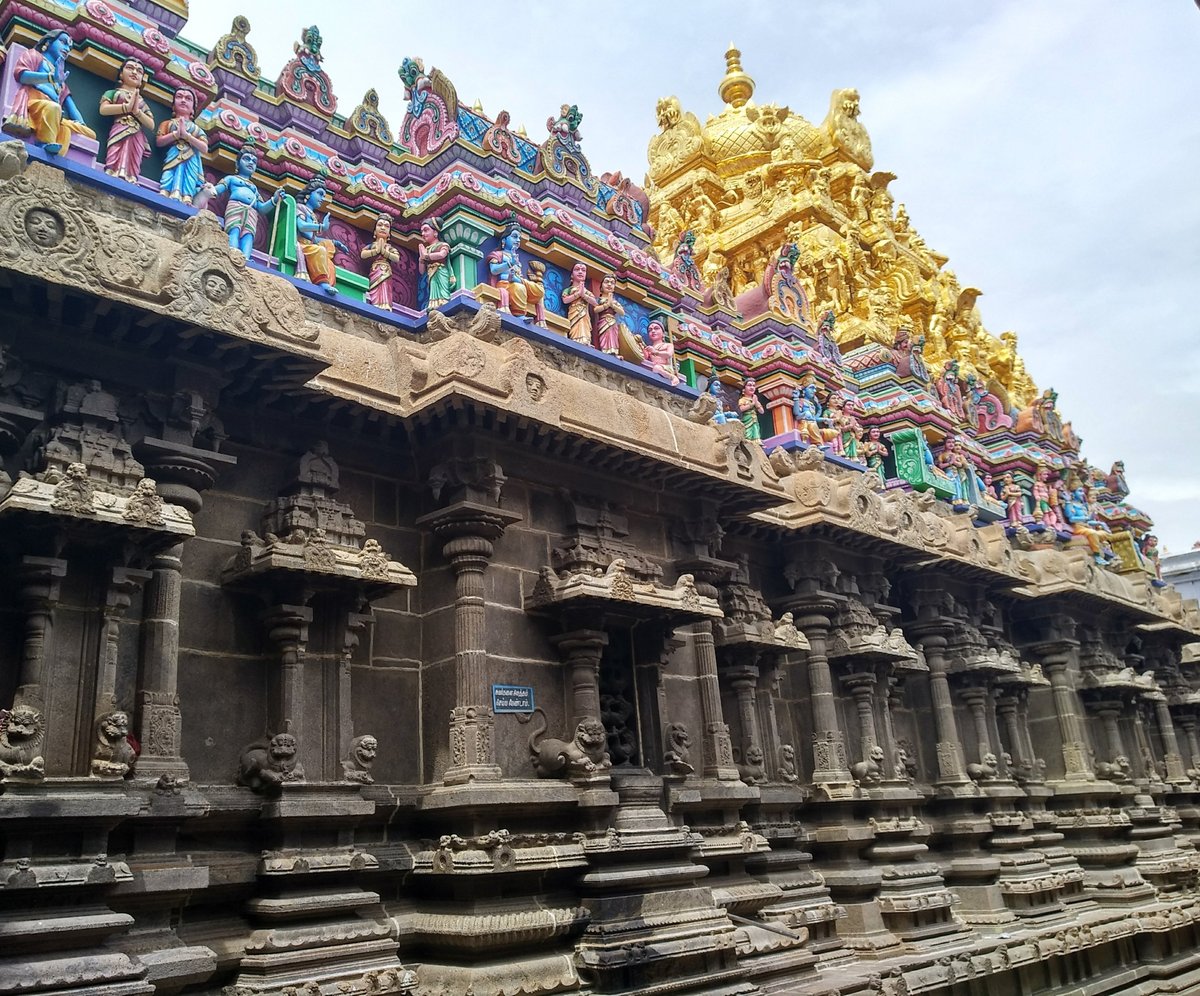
left=202, top=271, right=233, bottom=303
left=525, top=373, right=546, bottom=401
left=25, top=208, right=64, bottom=248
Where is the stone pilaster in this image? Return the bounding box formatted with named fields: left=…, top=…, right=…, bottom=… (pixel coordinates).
left=418, top=500, right=520, bottom=785
left=552, top=628, right=608, bottom=732
left=1152, top=696, right=1190, bottom=785
left=795, top=610, right=852, bottom=786
left=1042, top=650, right=1094, bottom=782
left=13, top=556, right=68, bottom=714
left=916, top=635, right=970, bottom=786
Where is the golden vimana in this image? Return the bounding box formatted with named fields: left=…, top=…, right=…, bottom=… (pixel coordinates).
left=645, top=45, right=1039, bottom=411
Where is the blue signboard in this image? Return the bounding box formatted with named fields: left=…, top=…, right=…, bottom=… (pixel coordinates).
left=492, top=684, right=535, bottom=714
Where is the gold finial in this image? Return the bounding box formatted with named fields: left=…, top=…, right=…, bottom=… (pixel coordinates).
left=472, top=98, right=484, bottom=114
left=718, top=44, right=754, bottom=109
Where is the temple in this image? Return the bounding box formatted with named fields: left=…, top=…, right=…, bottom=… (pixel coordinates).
left=0, top=4, right=1197, bottom=995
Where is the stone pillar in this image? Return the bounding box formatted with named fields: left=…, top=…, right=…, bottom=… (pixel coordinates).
left=996, top=694, right=1028, bottom=771
left=918, top=635, right=968, bottom=784
left=135, top=546, right=188, bottom=778
left=844, top=672, right=878, bottom=758
left=692, top=621, right=739, bottom=780
left=264, top=603, right=313, bottom=752
left=960, top=685, right=993, bottom=764
left=339, top=609, right=373, bottom=764
left=797, top=612, right=852, bottom=783
left=418, top=502, right=520, bottom=785
left=1153, top=697, right=1189, bottom=784
left=1181, top=718, right=1200, bottom=774
left=878, top=676, right=902, bottom=780
left=13, top=556, right=68, bottom=711
left=1014, top=690, right=1042, bottom=781
left=1043, top=655, right=1093, bottom=781
left=1095, top=702, right=1126, bottom=763
left=728, top=662, right=762, bottom=758
left=553, top=630, right=608, bottom=731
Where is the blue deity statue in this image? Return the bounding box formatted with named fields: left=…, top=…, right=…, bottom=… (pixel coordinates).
left=205, top=145, right=281, bottom=256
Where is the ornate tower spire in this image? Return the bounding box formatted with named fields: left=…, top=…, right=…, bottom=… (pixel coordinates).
left=718, top=44, right=755, bottom=109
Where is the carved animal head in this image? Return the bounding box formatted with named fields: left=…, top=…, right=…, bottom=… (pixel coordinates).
left=656, top=96, right=682, bottom=131
left=746, top=744, right=765, bottom=766
left=269, top=733, right=298, bottom=766
left=352, top=735, right=378, bottom=768
left=668, top=722, right=691, bottom=749
left=2, top=705, right=44, bottom=746
left=99, top=711, right=130, bottom=743
left=575, top=719, right=607, bottom=753
left=869, top=744, right=886, bottom=765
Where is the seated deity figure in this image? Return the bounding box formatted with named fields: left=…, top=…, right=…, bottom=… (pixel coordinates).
left=5, top=29, right=96, bottom=156
left=488, top=222, right=546, bottom=323
left=1062, top=487, right=1116, bottom=565
left=294, top=174, right=350, bottom=294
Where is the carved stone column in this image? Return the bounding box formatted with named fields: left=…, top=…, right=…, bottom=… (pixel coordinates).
left=1042, top=653, right=1093, bottom=781
left=690, top=620, right=739, bottom=780
left=796, top=610, right=852, bottom=784
left=995, top=693, right=1029, bottom=774
left=13, top=556, right=68, bottom=712
left=959, top=685, right=994, bottom=766
left=419, top=501, right=520, bottom=785
left=917, top=635, right=969, bottom=785
left=1181, top=717, right=1200, bottom=774
left=553, top=629, right=608, bottom=731
left=843, top=672, right=878, bottom=758
left=264, top=603, right=313, bottom=752
left=135, top=545, right=187, bottom=778
left=728, top=662, right=762, bottom=766
left=1152, top=697, right=1190, bottom=784
left=1095, top=701, right=1126, bottom=765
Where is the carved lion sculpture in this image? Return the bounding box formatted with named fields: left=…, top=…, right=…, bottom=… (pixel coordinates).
left=238, top=731, right=305, bottom=794
left=663, top=722, right=694, bottom=776
left=91, top=710, right=137, bottom=778
left=851, top=744, right=886, bottom=785
left=342, top=734, right=378, bottom=784
left=0, top=704, right=46, bottom=780
left=966, top=751, right=999, bottom=783
left=521, top=708, right=611, bottom=779
left=778, top=743, right=799, bottom=784
left=738, top=744, right=767, bottom=785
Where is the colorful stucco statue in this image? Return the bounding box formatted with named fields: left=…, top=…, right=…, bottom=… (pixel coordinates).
left=205, top=143, right=282, bottom=256
left=418, top=216, right=453, bottom=309
left=1000, top=472, right=1025, bottom=528
left=99, top=58, right=154, bottom=183
left=670, top=229, right=702, bottom=292
left=642, top=320, right=680, bottom=386
left=360, top=215, right=399, bottom=311
left=488, top=221, right=545, bottom=324
left=594, top=275, right=624, bottom=356
left=792, top=383, right=836, bottom=449
left=562, top=263, right=597, bottom=346
left=541, top=103, right=595, bottom=193
left=765, top=243, right=807, bottom=322
left=277, top=25, right=336, bottom=115
left=295, top=174, right=349, bottom=295
left=156, top=87, right=208, bottom=204
left=1063, top=487, right=1116, bottom=566
left=737, top=378, right=764, bottom=441
left=1032, top=465, right=1060, bottom=530
left=4, top=29, right=95, bottom=156
left=861, top=427, right=888, bottom=481
left=398, top=57, right=458, bottom=158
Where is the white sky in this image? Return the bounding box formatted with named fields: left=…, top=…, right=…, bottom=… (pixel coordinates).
left=181, top=1, right=1200, bottom=552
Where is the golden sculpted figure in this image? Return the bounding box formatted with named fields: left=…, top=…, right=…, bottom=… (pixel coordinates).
left=646, top=47, right=1038, bottom=410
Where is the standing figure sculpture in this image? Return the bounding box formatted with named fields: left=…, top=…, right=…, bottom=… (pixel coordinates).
left=670, top=229, right=703, bottom=292
left=594, top=274, right=624, bottom=356
left=488, top=222, right=545, bottom=324
left=642, top=320, right=680, bottom=386
left=1032, top=465, right=1059, bottom=530
left=294, top=175, right=349, bottom=294
left=99, top=58, right=154, bottom=182
left=561, top=262, right=597, bottom=345
left=204, top=144, right=282, bottom=257
left=738, top=378, right=765, bottom=442
left=1000, top=472, right=1025, bottom=527
left=418, top=217, right=453, bottom=309
left=360, top=214, right=399, bottom=310
left=861, top=426, right=889, bottom=481
left=5, top=29, right=96, bottom=156
left=156, top=87, right=208, bottom=204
